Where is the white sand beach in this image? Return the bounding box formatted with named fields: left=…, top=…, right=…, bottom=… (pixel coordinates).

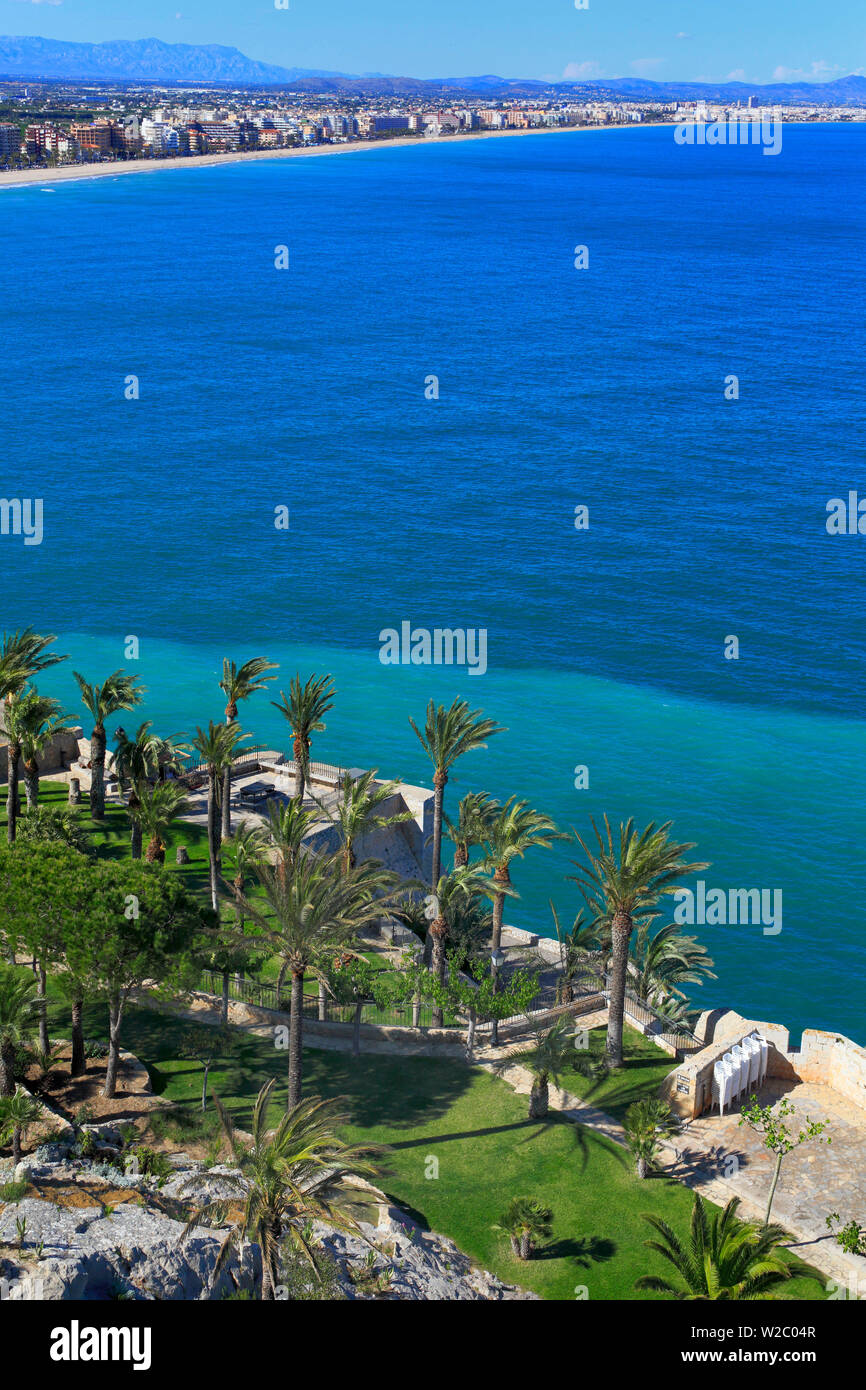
left=0, top=121, right=672, bottom=190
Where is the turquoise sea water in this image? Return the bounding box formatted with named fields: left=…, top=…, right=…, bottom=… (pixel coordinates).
left=2, top=125, right=864, bottom=1042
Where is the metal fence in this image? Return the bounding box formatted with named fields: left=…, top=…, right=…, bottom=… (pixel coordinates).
left=605, top=976, right=703, bottom=1056
left=180, top=744, right=269, bottom=778
left=198, top=968, right=458, bottom=1030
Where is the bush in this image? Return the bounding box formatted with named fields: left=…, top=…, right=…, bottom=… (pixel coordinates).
left=0, top=1179, right=28, bottom=1203
left=126, top=1146, right=173, bottom=1184
left=16, top=806, right=89, bottom=853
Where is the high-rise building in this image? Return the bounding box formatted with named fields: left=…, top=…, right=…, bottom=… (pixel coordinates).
left=0, top=123, right=21, bottom=157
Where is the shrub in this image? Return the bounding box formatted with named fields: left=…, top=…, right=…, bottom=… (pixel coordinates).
left=494, top=1196, right=553, bottom=1260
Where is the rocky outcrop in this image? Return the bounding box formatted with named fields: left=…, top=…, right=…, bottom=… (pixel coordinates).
left=0, top=1152, right=534, bottom=1301
left=0, top=1195, right=258, bottom=1301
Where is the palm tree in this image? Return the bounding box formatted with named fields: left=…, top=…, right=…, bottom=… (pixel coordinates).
left=0, top=628, right=65, bottom=706
left=182, top=1080, right=381, bottom=1300
left=227, top=819, right=268, bottom=924
left=219, top=657, right=278, bottom=840
left=2, top=692, right=63, bottom=845
left=426, top=865, right=486, bottom=1026
left=570, top=817, right=708, bottom=1070
left=73, top=671, right=146, bottom=818
left=494, top=1197, right=553, bottom=1261
left=409, top=698, right=504, bottom=891
left=0, top=965, right=38, bottom=1097
left=130, top=781, right=190, bottom=863
left=17, top=691, right=74, bottom=812
left=262, top=797, right=316, bottom=884
left=271, top=673, right=335, bottom=805
left=0, top=1085, right=43, bottom=1164
left=550, top=903, right=603, bottom=1004
left=114, top=722, right=187, bottom=859
left=246, top=852, right=397, bottom=1106
left=444, top=790, right=498, bottom=869
left=190, top=721, right=249, bottom=911
left=635, top=1194, right=792, bottom=1300
left=519, top=1016, right=591, bottom=1119
left=629, top=919, right=716, bottom=1005
left=624, top=1097, right=678, bottom=1178
left=318, top=768, right=413, bottom=873
left=1, top=629, right=66, bottom=844
left=217, top=820, right=268, bottom=1024
left=481, top=798, right=561, bottom=1044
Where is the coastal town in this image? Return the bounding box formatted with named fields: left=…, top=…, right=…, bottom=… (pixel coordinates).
left=1, top=79, right=864, bottom=169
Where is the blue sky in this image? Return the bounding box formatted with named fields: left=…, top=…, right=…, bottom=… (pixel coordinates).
left=2, top=0, right=863, bottom=83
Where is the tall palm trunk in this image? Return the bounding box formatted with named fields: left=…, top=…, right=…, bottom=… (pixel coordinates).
left=128, top=787, right=142, bottom=860
left=491, top=866, right=509, bottom=953
left=221, top=971, right=230, bottom=1027
left=23, top=759, right=39, bottom=811
left=431, top=769, right=447, bottom=889
left=206, top=771, right=219, bottom=912
left=0, top=1040, right=16, bottom=1096
left=293, top=735, right=306, bottom=804
left=260, top=1231, right=279, bottom=1301
left=288, top=969, right=304, bottom=1107
left=606, top=909, right=632, bottom=1069
left=36, top=964, right=49, bottom=1053
left=103, top=993, right=124, bottom=1098
left=6, top=740, right=21, bottom=845
left=221, top=703, right=236, bottom=842
left=430, top=915, right=447, bottom=1028
left=90, top=722, right=107, bottom=818
left=529, top=1074, right=549, bottom=1120
left=70, top=992, right=86, bottom=1077
left=489, top=865, right=509, bottom=1046
left=11, top=1124, right=23, bottom=1165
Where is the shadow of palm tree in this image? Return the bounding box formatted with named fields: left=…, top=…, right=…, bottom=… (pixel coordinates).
left=537, top=1234, right=616, bottom=1266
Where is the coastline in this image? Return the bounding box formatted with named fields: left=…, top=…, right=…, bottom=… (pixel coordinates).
left=0, top=120, right=674, bottom=190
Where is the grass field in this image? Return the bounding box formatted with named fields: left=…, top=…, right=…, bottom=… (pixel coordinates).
left=42, top=986, right=829, bottom=1302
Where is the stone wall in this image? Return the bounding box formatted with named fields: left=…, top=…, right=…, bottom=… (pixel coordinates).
left=660, top=1009, right=866, bottom=1120
left=0, top=726, right=83, bottom=783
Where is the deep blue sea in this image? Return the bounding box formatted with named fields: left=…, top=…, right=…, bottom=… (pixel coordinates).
left=2, top=124, right=864, bottom=1043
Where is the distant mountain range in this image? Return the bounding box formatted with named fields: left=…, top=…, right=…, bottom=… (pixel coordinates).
left=2, top=36, right=866, bottom=105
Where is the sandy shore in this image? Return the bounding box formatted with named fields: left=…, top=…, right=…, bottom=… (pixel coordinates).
left=0, top=121, right=673, bottom=190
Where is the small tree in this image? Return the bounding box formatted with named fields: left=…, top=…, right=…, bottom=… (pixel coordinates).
left=178, top=1026, right=232, bottom=1112
left=624, top=1097, right=678, bottom=1178
left=64, top=861, right=212, bottom=1098
left=182, top=1080, right=380, bottom=1300
left=636, top=1193, right=791, bottom=1300
left=517, top=1016, right=593, bottom=1120
left=0, top=1085, right=43, bottom=1164
left=0, top=965, right=38, bottom=1096
left=325, top=955, right=379, bottom=1058
left=494, top=1197, right=553, bottom=1260
left=739, top=1094, right=831, bottom=1225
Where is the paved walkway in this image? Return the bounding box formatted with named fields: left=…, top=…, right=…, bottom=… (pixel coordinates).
left=668, top=1077, right=866, bottom=1294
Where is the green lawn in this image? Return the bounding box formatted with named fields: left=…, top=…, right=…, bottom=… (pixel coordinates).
left=43, top=986, right=828, bottom=1302
left=560, top=1024, right=679, bottom=1124
left=3, top=780, right=215, bottom=900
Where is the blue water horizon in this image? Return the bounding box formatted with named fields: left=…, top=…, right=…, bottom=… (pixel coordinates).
left=2, top=123, right=864, bottom=1043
